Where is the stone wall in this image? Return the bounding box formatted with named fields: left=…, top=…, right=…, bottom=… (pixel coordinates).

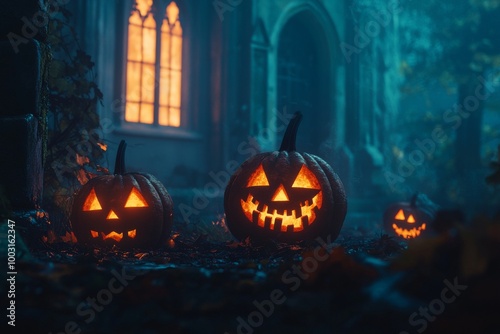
left=0, top=0, right=53, bottom=245
left=0, top=0, right=49, bottom=221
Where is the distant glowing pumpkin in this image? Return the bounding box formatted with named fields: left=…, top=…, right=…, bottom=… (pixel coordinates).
left=383, top=194, right=432, bottom=239
left=70, top=140, right=173, bottom=250
left=224, top=112, right=347, bottom=243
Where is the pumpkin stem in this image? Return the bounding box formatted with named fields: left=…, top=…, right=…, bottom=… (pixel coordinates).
left=279, top=111, right=302, bottom=152
left=410, top=192, right=419, bottom=207
left=114, top=140, right=127, bottom=175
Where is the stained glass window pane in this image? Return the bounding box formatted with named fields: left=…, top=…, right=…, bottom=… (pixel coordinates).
left=159, top=1, right=182, bottom=127
left=125, top=1, right=183, bottom=127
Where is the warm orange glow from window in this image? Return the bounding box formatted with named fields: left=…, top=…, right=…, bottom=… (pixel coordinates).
left=291, top=165, right=321, bottom=189
left=159, top=1, right=182, bottom=127
left=124, top=188, right=149, bottom=208
left=83, top=188, right=102, bottom=211
left=126, top=0, right=156, bottom=125
left=166, top=1, right=179, bottom=25
left=136, top=0, right=151, bottom=16
left=125, top=1, right=182, bottom=127
left=271, top=185, right=290, bottom=202
left=247, top=164, right=270, bottom=187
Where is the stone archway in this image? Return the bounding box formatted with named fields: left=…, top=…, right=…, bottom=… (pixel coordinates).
left=277, top=14, right=324, bottom=154
left=268, top=1, right=343, bottom=155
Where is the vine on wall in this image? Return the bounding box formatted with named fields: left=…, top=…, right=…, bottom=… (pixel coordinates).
left=43, top=5, right=108, bottom=234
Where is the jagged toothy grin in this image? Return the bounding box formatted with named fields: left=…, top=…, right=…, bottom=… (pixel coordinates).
left=391, top=224, right=426, bottom=239
left=240, top=193, right=322, bottom=232
left=90, top=229, right=137, bottom=242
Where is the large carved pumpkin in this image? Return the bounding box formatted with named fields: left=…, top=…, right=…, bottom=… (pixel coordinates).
left=224, top=112, right=347, bottom=243
left=70, top=140, right=173, bottom=250
left=383, top=193, right=433, bottom=239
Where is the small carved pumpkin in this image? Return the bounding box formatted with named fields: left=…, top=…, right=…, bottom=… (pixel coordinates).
left=224, top=112, right=347, bottom=243
left=70, top=140, right=173, bottom=249
left=383, top=193, right=433, bottom=239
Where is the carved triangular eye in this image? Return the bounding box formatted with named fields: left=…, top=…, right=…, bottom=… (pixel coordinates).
left=247, top=164, right=270, bottom=187
left=395, top=209, right=405, bottom=220
left=292, top=165, right=320, bottom=189
left=83, top=188, right=102, bottom=211
left=407, top=214, right=416, bottom=223
left=272, top=184, right=289, bottom=202
left=124, top=188, right=148, bottom=207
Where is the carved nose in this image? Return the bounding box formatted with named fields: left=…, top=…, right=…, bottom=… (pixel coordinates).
left=271, top=184, right=289, bottom=202
left=106, top=210, right=119, bottom=220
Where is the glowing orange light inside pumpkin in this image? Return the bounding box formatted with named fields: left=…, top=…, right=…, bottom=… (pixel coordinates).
left=124, top=188, right=149, bottom=208
left=90, top=229, right=136, bottom=241
left=272, top=185, right=289, bottom=202
left=103, top=231, right=123, bottom=242
left=291, top=165, right=321, bottom=189
left=107, top=210, right=119, bottom=220
left=241, top=164, right=323, bottom=232
left=391, top=209, right=426, bottom=238
left=240, top=193, right=323, bottom=232
left=83, top=188, right=102, bottom=211
left=394, top=209, right=405, bottom=220
left=247, top=164, right=270, bottom=187
left=392, top=223, right=426, bottom=239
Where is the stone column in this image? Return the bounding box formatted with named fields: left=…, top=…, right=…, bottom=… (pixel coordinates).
left=0, top=0, right=50, bottom=247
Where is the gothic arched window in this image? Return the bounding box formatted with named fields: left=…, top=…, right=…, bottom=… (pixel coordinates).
left=125, top=0, right=182, bottom=127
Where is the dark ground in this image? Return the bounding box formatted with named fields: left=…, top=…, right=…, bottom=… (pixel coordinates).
left=2, top=209, right=500, bottom=334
